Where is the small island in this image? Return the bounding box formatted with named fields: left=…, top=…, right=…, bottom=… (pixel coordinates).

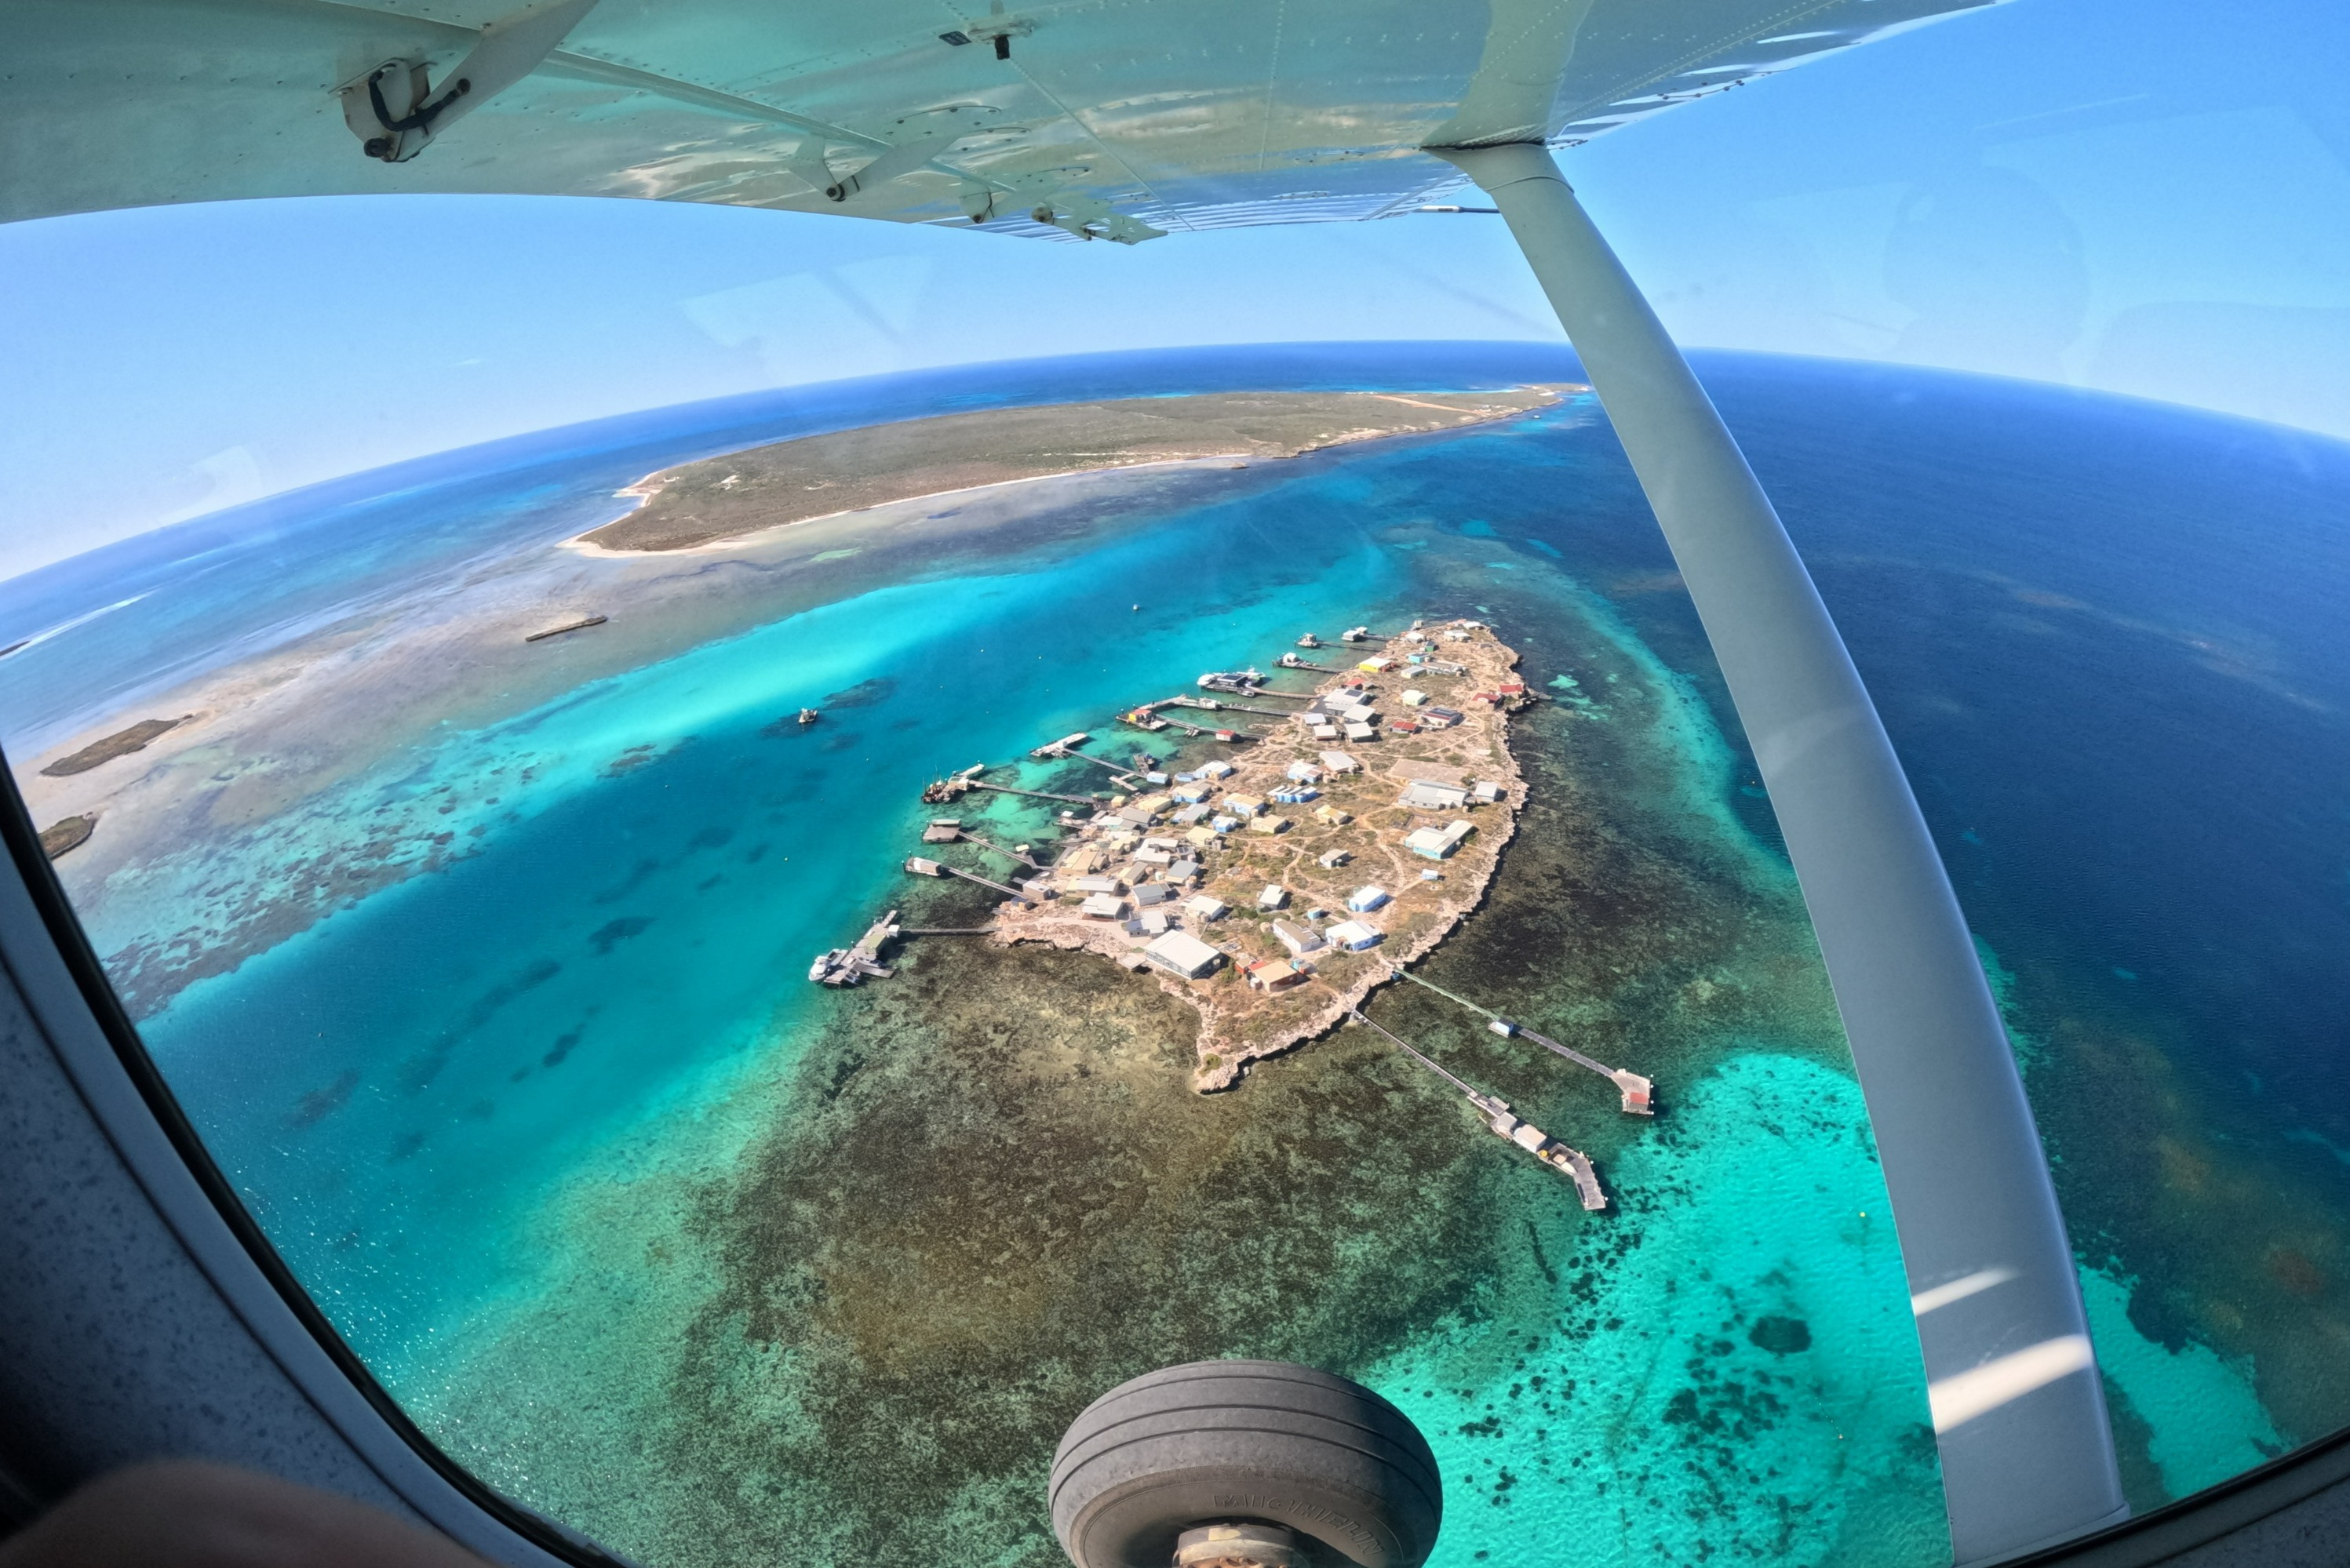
left=917, top=620, right=1533, bottom=1091
left=578, top=388, right=1564, bottom=553
left=39, top=813, right=96, bottom=860
left=39, top=716, right=184, bottom=777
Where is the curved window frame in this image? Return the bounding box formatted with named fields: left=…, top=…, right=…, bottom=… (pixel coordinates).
left=0, top=762, right=614, bottom=1566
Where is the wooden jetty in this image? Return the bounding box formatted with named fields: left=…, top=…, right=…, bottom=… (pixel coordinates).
left=1152, top=695, right=1264, bottom=737
left=1188, top=679, right=1315, bottom=708
left=921, top=766, right=1096, bottom=809
left=1390, top=966, right=1652, bottom=1114
left=926, top=823, right=1048, bottom=871
left=925, top=777, right=1098, bottom=808
left=898, top=926, right=997, bottom=937
left=1042, top=746, right=1140, bottom=780
left=1353, top=1011, right=1606, bottom=1210
left=1177, top=697, right=1294, bottom=719
left=905, top=855, right=1038, bottom=902
left=967, top=779, right=1098, bottom=807
left=810, top=908, right=898, bottom=986
left=524, top=613, right=607, bottom=642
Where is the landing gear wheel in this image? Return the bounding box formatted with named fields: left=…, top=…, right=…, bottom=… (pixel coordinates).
left=1049, top=1359, right=1443, bottom=1568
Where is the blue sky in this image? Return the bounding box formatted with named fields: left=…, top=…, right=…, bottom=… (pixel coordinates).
left=5, top=0, right=2348, bottom=577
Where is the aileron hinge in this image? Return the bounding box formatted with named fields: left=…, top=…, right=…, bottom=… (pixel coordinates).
left=339, top=0, right=600, bottom=163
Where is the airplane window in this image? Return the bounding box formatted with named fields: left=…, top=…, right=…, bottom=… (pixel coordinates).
left=3, top=2, right=2345, bottom=1565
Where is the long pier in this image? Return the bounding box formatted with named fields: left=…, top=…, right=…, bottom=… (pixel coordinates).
left=1354, top=1010, right=1481, bottom=1096
left=1188, top=700, right=1297, bottom=719
left=1164, top=694, right=1296, bottom=719
left=1042, top=747, right=1140, bottom=780
left=960, top=829, right=1048, bottom=870
left=922, top=772, right=1098, bottom=808
left=1389, top=966, right=1653, bottom=1114
left=1352, top=1011, right=1607, bottom=1210
left=905, top=855, right=1037, bottom=902
left=811, top=912, right=1002, bottom=986
left=972, top=780, right=1098, bottom=806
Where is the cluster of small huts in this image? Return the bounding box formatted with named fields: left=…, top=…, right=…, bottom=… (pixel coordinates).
left=1004, top=617, right=1517, bottom=997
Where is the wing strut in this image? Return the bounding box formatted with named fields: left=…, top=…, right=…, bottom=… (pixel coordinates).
left=1428, top=140, right=2127, bottom=1565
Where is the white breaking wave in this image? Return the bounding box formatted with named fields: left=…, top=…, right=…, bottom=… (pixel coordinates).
left=0, top=594, right=148, bottom=658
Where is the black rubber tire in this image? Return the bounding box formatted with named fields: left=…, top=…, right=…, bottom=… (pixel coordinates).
left=1049, top=1359, right=1442, bottom=1568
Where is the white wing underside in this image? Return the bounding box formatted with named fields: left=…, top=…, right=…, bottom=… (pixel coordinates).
left=0, top=0, right=1998, bottom=235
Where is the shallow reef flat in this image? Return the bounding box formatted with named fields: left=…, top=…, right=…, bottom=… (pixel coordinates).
left=22, top=457, right=1293, bottom=1016
left=579, top=388, right=1565, bottom=552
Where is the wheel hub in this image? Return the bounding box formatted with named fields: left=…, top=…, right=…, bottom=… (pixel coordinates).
left=1175, top=1523, right=1304, bottom=1567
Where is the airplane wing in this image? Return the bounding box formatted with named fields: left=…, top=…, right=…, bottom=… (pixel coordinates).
left=2, top=0, right=1998, bottom=236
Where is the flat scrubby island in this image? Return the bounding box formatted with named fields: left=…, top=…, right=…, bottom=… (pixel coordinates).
left=967, top=620, right=1532, bottom=1091
left=580, top=388, right=1564, bottom=552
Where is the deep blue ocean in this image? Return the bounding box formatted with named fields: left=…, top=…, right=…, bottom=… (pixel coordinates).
left=6, top=344, right=2347, bottom=1563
